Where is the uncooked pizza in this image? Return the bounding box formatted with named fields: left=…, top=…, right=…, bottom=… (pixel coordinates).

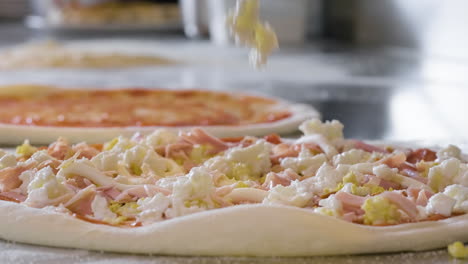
left=0, top=41, right=176, bottom=70
left=0, top=119, right=467, bottom=256
left=0, top=85, right=318, bottom=144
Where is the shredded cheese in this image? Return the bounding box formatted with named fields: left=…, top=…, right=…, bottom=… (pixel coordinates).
left=227, top=0, right=279, bottom=68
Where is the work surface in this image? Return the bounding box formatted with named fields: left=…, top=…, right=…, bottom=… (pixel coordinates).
left=0, top=23, right=467, bottom=263
left=0, top=241, right=458, bottom=264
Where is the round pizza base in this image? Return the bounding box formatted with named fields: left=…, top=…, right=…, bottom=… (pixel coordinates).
left=0, top=85, right=319, bottom=145
left=0, top=103, right=317, bottom=145
left=0, top=202, right=466, bottom=257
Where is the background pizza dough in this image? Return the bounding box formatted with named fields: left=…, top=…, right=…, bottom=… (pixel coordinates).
left=0, top=41, right=176, bottom=69
left=0, top=85, right=319, bottom=144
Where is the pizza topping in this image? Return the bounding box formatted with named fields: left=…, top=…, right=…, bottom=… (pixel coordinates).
left=0, top=166, right=27, bottom=192
left=448, top=241, right=468, bottom=259
left=428, top=158, right=462, bottom=192
left=437, top=145, right=462, bottom=162
left=426, top=193, right=456, bottom=217
left=362, top=196, right=401, bottom=225
left=443, top=184, right=468, bottom=213
left=48, top=137, right=72, bottom=160
left=263, top=180, right=312, bottom=208
left=181, top=128, right=230, bottom=155
left=16, top=140, right=37, bottom=158
left=91, top=194, right=117, bottom=222
left=24, top=167, right=73, bottom=208
left=136, top=193, right=170, bottom=225
left=64, top=185, right=96, bottom=216
left=227, top=0, right=278, bottom=68
left=1, top=118, right=468, bottom=227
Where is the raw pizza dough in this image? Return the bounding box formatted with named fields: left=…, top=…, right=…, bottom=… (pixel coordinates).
left=0, top=41, right=176, bottom=70
left=0, top=139, right=465, bottom=256
left=1, top=202, right=468, bottom=256
left=0, top=116, right=465, bottom=256
left=0, top=85, right=318, bottom=144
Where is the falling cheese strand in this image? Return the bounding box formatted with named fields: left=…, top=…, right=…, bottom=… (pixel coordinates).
left=227, top=0, right=279, bottom=68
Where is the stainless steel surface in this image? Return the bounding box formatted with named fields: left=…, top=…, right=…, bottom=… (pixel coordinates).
left=325, top=0, right=468, bottom=60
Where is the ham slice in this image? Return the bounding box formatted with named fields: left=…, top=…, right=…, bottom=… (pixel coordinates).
left=97, top=186, right=122, bottom=200
left=262, top=169, right=301, bottom=189
left=181, top=128, right=229, bottom=154
left=0, top=166, right=28, bottom=192
left=352, top=140, right=387, bottom=153
left=72, top=143, right=100, bottom=159
left=65, top=185, right=96, bottom=216
left=342, top=212, right=360, bottom=222
left=380, top=191, right=418, bottom=219
left=407, top=148, right=437, bottom=163
left=48, top=137, right=71, bottom=160
left=365, top=175, right=400, bottom=190
left=161, top=142, right=192, bottom=158
left=37, top=159, right=61, bottom=174
left=66, top=175, right=93, bottom=190
left=115, top=185, right=171, bottom=202
left=335, top=191, right=367, bottom=208
left=0, top=191, right=26, bottom=202
left=381, top=152, right=407, bottom=168
left=407, top=188, right=433, bottom=206
left=263, top=134, right=282, bottom=144
left=270, top=144, right=300, bottom=164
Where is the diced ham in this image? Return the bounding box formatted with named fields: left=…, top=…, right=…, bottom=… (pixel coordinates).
left=97, top=186, right=122, bottom=200
left=352, top=140, right=387, bottom=153
left=72, top=143, right=100, bottom=159
left=47, top=137, right=71, bottom=160
left=181, top=128, right=229, bottom=154
left=407, top=148, right=437, bottom=164
left=381, top=152, right=407, bottom=168
left=264, top=134, right=282, bottom=144
left=221, top=137, right=245, bottom=143
left=415, top=191, right=430, bottom=207
left=335, top=191, right=367, bottom=208
left=262, top=169, right=301, bottom=189
left=65, top=185, right=96, bottom=216
left=400, top=168, right=428, bottom=184
left=364, top=174, right=380, bottom=186
left=378, top=178, right=401, bottom=190
left=66, top=175, right=93, bottom=189
left=162, top=142, right=192, bottom=158
left=407, top=188, right=433, bottom=206
left=380, top=191, right=418, bottom=219
left=270, top=144, right=299, bottom=164
left=0, top=166, right=28, bottom=192
left=365, top=174, right=400, bottom=190
left=342, top=212, right=359, bottom=222
left=37, top=159, right=61, bottom=174
left=0, top=191, right=26, bottom=202
left=395, top=161, right=428, bottom=184
left=115, top=185, right=171, bottom=202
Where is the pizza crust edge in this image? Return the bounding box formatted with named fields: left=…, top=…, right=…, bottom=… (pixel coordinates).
left=0, top=201, right=466, bottom=256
